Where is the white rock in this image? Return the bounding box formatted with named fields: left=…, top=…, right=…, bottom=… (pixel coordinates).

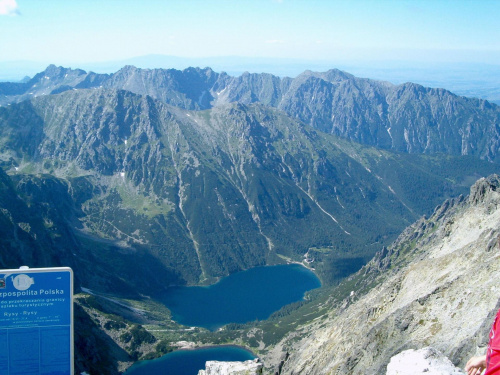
left=386, top=347, right=465, bottom=375
left=198, top=359, right=262, bottom=375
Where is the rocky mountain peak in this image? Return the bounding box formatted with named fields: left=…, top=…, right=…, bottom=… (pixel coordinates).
left=186, top=66, right=217, bottom=80
left=114, top=64, right=139, bottom=74
left=318, top=68, right=356, bottom=83
left=31, top=64, right=87, bottom=83
left=469, top=174, right=500, bottom=206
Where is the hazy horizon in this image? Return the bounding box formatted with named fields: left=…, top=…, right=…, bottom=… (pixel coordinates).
left=2, top=0, right=500, bottom=101
left=2, top=0, right=499, bottom=65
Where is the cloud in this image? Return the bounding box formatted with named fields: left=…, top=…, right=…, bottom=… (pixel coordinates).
left=265, top=40, right=285, bottom=44
left=0, top=0, right=20, bottom=16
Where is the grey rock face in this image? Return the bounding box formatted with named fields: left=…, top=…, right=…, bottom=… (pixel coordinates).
left=2, top=88, right=496, bottom=288
left=2, top=65, right=499, bottom=161
left=269, top=175, right=500, bottom=374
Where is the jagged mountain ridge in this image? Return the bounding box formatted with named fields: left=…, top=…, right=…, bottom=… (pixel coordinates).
left=0, top=87, right=497, bottom=288
left=1, top=64, right=499, bottom=162
left=264, top=175, right=500, bottom=374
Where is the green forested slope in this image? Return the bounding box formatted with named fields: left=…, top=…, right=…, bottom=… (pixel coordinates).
left=0, top=88, right=498, bottom=287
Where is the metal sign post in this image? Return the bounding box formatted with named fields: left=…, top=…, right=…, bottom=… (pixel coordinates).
left=0, top=267, right=74, bottom=375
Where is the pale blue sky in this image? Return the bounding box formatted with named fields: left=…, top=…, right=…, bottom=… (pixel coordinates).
left=1, top=0, right=500, bottom=67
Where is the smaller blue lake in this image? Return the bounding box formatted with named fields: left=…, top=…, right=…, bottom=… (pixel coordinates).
left=157, top=264, right=321, bottom=330
left=124, top=346, right=255, bottom=375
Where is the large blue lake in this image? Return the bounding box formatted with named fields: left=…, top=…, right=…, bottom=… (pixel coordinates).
left=125, top=264, right=321, bottom=375
left=157, top=264, right=321, bottom=330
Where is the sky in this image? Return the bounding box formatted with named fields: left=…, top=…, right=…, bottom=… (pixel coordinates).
left=1, top=0, right=500, bottom=67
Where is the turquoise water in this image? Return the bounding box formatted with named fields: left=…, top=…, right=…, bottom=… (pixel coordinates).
left=124, top=346, right=255, bottom=375
left=158, top=264, right=321, bottom=330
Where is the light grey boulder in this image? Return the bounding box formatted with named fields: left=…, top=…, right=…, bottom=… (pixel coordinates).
left=386, top=347, right=465, bottom=375
left=198, top=359, right=263, bottom=375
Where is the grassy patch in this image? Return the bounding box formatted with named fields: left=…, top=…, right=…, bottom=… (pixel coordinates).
left=115, top=182, right=173, bottom=219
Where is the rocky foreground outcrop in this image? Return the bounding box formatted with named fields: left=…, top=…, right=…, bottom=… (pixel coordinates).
left=386, top=347, right=464, bottom=375
left=198, top=359, right=263, bottom=375
left=262, top=175, right=500, bottom=374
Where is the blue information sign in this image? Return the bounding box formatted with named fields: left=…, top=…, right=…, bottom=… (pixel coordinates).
left=0, top=267, right=73, bottom=375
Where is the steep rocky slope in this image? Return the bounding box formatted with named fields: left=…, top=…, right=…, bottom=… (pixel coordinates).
left=0, top=88, right=497, bottom=288
left=2, top=65, right=499, bottom=161
left=263, top=175, right=500, bottom=374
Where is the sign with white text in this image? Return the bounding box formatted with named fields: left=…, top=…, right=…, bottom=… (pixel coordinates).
left=0, top=267, right=73, bottom=375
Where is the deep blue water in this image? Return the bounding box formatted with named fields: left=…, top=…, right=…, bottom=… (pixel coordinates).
left=157, top=264, right=321, bottom=330
left=125, top=264, right=321, bottom=375
left=124, top=346, right=255, bottom=375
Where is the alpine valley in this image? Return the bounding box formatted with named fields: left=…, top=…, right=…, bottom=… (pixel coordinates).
left=0, top=65, right=499, bottom=374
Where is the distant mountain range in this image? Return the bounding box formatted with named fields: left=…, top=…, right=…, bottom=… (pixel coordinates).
left=2, top=55, right=500, bottom=104
left=2, top=64, right=500, bottom=162
left=0, top=65, right=499, bottom=290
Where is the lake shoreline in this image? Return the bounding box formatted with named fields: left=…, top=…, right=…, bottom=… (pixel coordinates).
left=173, top=343, right=257, bottom=357
left=124, top=344, right=257, bottom=375
left=157, top=264, right=321, bottom=330
left=168, top=257, right=319, bottom=289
